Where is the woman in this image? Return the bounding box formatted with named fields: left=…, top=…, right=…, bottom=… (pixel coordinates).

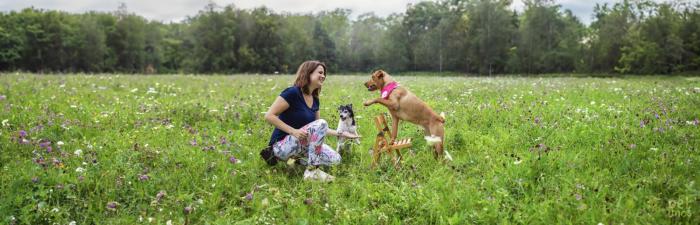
left=262, top=60, right=359, bottom=182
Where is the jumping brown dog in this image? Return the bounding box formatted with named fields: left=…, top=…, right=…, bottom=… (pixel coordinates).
left=363, top=70, right=446, bottom=158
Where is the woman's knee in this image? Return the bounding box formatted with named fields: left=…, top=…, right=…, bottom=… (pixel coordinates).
left=314, top=119, right=328, bottom=127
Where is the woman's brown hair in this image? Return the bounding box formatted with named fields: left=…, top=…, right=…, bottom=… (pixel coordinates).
left=293, top=60, right=326, bottom=97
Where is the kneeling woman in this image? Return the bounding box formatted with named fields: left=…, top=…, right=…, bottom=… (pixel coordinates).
left=263, top=60, right=359, bottom=182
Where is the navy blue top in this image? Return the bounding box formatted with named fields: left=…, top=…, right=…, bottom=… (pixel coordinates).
left=268, top=86, right=319, bottom=146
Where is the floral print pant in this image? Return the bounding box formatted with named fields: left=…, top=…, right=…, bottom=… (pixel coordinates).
left=273, top=119, right=341, bottom=166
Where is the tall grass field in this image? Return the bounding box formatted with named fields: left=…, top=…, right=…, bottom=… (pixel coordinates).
left=1, top=73, right=699, bottom=224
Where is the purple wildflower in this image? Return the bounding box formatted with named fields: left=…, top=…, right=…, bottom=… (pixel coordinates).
left=694, top=118, right=699, bottom=126
left=229, top=156, right=238, bottom=164
left=184, top=206, right=193, bottom=215
left=78, top=176, right=84, bottom=182
left=220, top=136, right=228, bottom=145
left=640, top=120, right=645, bottom=128
left=139, top=174, right=150, bottom=181
left=244, top=192, right=253, bottom=201
left=31, top=177, right=39, bottom=183
left=46, top=146, right=52, bottom=153
left=39, top=141, right=50, bottom=148
left=654, top=113, right=660, bottom=119
left=106, top=202, right=118, bottom=210
left=575, top=193, right=582, bottom=201
left=19, top=130, right=27, bottom=138
left=534, top=117, right=541, bottom=124
left=0, top=95, right=5, bottom=100
left=190, top=139, right=197, bottom=146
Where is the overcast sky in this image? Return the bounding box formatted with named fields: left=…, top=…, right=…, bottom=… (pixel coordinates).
left=0, top=0, right=668, bottom=25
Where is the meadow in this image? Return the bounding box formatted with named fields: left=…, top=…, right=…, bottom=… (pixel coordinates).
left=1, top=73, right=699, bottom=224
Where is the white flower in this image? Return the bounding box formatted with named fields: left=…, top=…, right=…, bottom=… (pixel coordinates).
left=166, top=220, right=173, bottom=225
left=68, top=221, right=76, bottom=225
left=1, top=119, right=9, bottom=127
left=130, top=88, right=138, bottom=93
left=514, top=160, right=522, bottom=165
left=75, top=167, right=85, bottom=173
left=70, top=105, right=77, bottom=108
left=147, top=87, right=157, bottom=94
left=74, top=149, right=83, bottom=156
left=57, top=141, right=64, bottom=146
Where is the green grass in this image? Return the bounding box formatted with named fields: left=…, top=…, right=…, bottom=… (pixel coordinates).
left=1, top=73, right=699, bottom=224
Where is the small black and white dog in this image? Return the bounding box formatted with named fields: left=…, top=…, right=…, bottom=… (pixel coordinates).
left=336, top=104, right=360, bottom=155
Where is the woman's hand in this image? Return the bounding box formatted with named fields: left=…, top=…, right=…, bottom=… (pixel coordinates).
left=290, top=129, right=308, bottom=140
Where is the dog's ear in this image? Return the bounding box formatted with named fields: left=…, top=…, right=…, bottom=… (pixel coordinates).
left=373, top=70, right=385, bottom=79
left=348, top=103, right=353, bottom=109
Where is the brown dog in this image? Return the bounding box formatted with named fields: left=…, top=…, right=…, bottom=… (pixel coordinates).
left=363, top=70, right=446, bottom=158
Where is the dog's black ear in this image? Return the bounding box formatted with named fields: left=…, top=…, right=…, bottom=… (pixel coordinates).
left=348, top=104, right=353, bottom=109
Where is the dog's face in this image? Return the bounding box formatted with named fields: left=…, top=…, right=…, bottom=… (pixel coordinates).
left=364, top=70, right=387, bottom=92
left=337, top=104, right=354, bottom=121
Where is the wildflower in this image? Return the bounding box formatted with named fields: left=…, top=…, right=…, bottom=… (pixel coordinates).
left=138, top=174, right=150, bottom=181
left=229, top=156, right=238, bottom=164
left=19, top=130, right=27, bottom=138
left=244, top=192, right=253, bottom=201
left=156, top=190, right=166, bottom=201
left=639, top=120, right=645, bottom=128
left=76, top=167, right=85, bottom=173
left=68, top=221, right=76, bottom=225
left=190, top=139, right=197, bottom=146
left=57, top=141, right=64, bottom=146
left=304, top=198, right=313, bottom=205
left=39, top=141, right=50, bottom=148
left=534, top=117, right=541, bottom=124
left=46, top=146, right=52, bottom=153
left=575, top=193, right=582, bottom=201
left=106, top=202, right=118, bottom=211
left=0, top=95, right=5, bottom=100
left=629, top=144, right=636, bottom=149
left=74, top=149, right=83, bottom=156
left=695, top=118, right=699, bottom=126
left=184, top=206, right=193, bottom=215
left=654, top=113, right=660, bottom=119
left=78, top=176, right=84, bottom=181
left=220, top=136, right=228, bottom=145
left=2, top=119, right=9, bottom=127
left=31, top=177, right=39, bottom=183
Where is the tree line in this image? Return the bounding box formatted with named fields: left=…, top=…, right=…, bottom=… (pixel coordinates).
left=1, top=0, right=699, bottom=75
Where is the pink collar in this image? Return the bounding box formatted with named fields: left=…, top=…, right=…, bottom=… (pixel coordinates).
left=380, top=82, right=399, bottom=99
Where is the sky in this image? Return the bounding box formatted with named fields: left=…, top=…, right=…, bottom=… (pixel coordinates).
left=0, top=0, right=668, bottom=25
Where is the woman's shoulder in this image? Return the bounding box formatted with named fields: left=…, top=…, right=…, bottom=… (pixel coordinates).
left=281, top=86, right=300, bottom=94
left=280, top=86, right=302, bottom=102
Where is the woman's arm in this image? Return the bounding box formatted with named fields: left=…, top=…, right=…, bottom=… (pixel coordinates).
left=265, top=96, right=307, bottom=140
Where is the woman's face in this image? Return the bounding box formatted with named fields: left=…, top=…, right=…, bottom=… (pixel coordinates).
left=309, top=65, right=326, bottom=89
